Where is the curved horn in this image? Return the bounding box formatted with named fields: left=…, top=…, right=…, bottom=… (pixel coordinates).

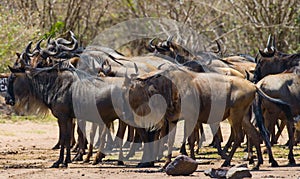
left=56, top=31, right=75, bottom=45
left=35, top=39, right=43, bottom=51
left=25, top=41, right=33, bottom=56
left=40, top=40, right=60, bottom=58
left=157, top=63, right=165, bottom=70
left=254, top=53, right=259, bottom=63
left=149, top=38, right=156, bottom=50
left=57, top=32, right=78, bottom=51
left=266, top=34, right=272, bottom=49
left=166, top=35, right=174, bottom=46
left=47, top=35, right=55, bottom=47
left=56, top=38, right=72, bottom=45
left=133, top=62, right=139, bottom=75
left=214, top=40, right=221, bottom=53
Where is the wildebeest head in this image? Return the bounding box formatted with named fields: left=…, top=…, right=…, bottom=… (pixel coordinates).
left=148, top=36, right=195, bottom=64
left=254, top=34, right=300, bottom=83
left=5, top=66, right=25, bottom=106
left=5, top=57, right=49, bottom=115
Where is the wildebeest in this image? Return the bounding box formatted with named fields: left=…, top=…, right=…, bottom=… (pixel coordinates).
left=5, top=60, right=131, bottom=167
left=124, top=65, right=290, bottom=169
left=256, top=73, right=298, bottom=166
left=252, top=34, right=300, bottom=166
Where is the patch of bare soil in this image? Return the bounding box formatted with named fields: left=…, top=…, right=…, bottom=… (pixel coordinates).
left=0, top=120, right=300, bottom=179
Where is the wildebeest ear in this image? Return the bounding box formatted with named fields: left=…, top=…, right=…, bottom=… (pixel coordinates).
left=16, top=53, right=21, bottom=58
left=8, top=65, right=24, bottom=73
left=259, top=49, right=269, bottom=58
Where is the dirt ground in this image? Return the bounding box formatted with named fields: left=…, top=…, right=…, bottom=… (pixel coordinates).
left=0, top=119, right=300, bottom=179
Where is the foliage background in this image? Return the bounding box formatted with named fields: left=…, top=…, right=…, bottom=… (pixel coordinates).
left=0, top=0, right=299, bottom=72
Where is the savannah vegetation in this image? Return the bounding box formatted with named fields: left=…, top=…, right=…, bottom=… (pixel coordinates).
left=0, top=0, right=299, bottom=72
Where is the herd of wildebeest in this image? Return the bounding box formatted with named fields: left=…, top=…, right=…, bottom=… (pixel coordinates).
left=3, top=31, right=300, bottom=171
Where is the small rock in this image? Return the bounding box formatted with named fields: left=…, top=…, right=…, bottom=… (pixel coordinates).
left=204, top=167, right=228, bottom=178
left=226, top=167, right=252, bottom=179
left=165, top=155, right=198, bottom=176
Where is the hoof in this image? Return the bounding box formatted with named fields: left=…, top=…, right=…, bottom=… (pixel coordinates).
left=50, top=162, right=60, bottom=168
left=117, top=161, right=125, bottom=165
left=252, top=165, right=260, bottom=171
left=65, top=159, right=72, bottom=164
left=92, top=160, right=100, bottom=165
left=62, top=162, right=68, bottom=168
left=83, top=158, right=90, bottom=163
left=72, top=155, right=83, bottom=161
left=136, top=162, right=154, bottom=168
left=52, top=144, right=60, bottom=150
left=221, top=161, right=230, bottom=167
left=157, top=167, right=165, bottom=172
left=270, top=161, right=279, bottom=167
left=288, top=160, right=296, bottom=166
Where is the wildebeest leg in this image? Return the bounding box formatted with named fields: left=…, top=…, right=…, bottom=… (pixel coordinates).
left=222, top=111, right=244, bottom=167
left=51, top=118, right=72, bottom=168
left=265, top=102, right=295, bottom=166
left=222, top=127, right=233, bottom=154
left=179, top=119, right=189, bottom=156
left=157, top=120, right=168, bottom=160
left=196, top=123, right=204, bottom=154
left=262, top=106, right=283, bottom=166
left=163, top=121, right=177, bottom=168
left=71, top=119, right=76, bottom=148
left=264, top=110, right=277, bottom=146
left=73, top=120, right=86, bottom=161
left=212, top=127, right=226, bottom=158
left=64, top=118, right=73, bottom=166
left=179, top=142, right=188, bottom=155
left=93, top=124, right=106, bottom=165
left=51, top=121, right=64, bottom=168
left=187, top=127, right=198, bottom=160
left=209, top=124, right=223, bottom=148
left=136, top=128, right=155, bottom=167
left=115, top=120, right=127, bottom=165
left=52, top=121, right=61, bottom=150
left=244, top=136, right=254, bottom=163
left=253, top=96, right=278, bottom=167
left=84, top=122, right=98, bottom=163
left=123, top=125, right=134, bottom=148
left=125, top=130, right=141, bottom=159
left=283, top=112, right=296, bottom=165
left=105, top=124, right=114, bottom=151
left=274, top=120, right=286, bottom=145
left=195, top=124, right=200, bottom=154
left=242, top=114, right=263, bottom=170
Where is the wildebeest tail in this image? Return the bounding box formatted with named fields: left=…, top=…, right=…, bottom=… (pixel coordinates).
left=255, top=86, right=289, bottom=106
